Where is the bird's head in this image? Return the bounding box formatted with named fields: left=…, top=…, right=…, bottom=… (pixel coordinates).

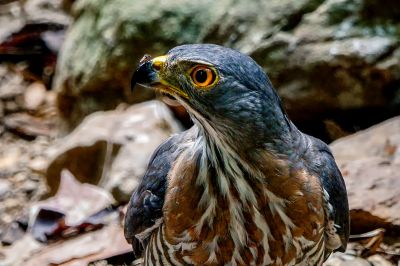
left=132, top=44, right=292, bottom=151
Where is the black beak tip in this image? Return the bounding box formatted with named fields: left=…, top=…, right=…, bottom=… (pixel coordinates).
left=131, top=61, right=156, bottom=92
left=131, top=55, right=154, bottom=92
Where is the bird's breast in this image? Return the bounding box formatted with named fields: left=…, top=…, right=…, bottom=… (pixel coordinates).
left=152, top=149, right=326, bottom=265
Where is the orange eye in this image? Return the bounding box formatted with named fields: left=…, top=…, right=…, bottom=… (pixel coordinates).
left=191, top=66, right=216, bottom=87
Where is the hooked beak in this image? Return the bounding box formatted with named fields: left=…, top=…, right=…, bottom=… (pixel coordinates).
left=131, top=55, right=166, bottom=89
left=131, top=55, right=188, bottom=99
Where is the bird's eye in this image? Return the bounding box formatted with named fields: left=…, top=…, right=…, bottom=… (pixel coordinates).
left=190, top=66, right=216, bottom=88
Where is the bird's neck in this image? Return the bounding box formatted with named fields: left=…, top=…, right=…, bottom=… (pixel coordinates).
left=193, top=123, right=287, bottom=186
left=191, top=114, right=297, bottom=164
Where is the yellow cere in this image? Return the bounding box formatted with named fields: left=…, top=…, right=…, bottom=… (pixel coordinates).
left=151, top=55, right=168, bottom=71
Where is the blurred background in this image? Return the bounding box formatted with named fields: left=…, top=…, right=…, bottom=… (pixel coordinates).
left=0, top=0, right=399, bottom=265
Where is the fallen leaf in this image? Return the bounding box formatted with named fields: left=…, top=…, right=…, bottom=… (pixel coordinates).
left=30, top=208, right=66, bottom=242
left=350, top=228, right=386, bottom=257
left=24, top=223, right=132, bottom=266
left=29, top=170, right=115, bottom=242
left=3, top=112, right=56, bottom=139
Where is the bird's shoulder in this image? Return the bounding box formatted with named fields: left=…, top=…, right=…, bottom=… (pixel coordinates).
left=124, top=129, right=194, bottom=255
left=298, top=134, right=350, bottom=254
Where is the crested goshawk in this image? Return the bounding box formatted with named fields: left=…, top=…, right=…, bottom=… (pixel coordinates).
left=124, top=44, right=349, bottom=266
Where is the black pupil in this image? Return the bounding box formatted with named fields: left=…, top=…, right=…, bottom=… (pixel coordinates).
left=195, top=69, right=208, bottom=83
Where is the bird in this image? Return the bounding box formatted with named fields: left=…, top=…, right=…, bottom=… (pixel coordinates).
left=124, top=44, right=349, bottom=266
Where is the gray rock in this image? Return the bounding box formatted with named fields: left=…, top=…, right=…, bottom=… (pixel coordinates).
left=24, top=0, right=71, bottom=25
left=330, top=116, right=400, bottom=233
left=54, top=0, right=400, bottom=140
left=251, top=10, right=400, bottom=122
left=53, top=0, right=227, bottom=128
left=45, top=101, right=182, bottom=202
left=53, top=0, right=325, bottom=128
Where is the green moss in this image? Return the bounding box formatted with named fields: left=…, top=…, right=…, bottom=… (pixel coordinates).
left=326, top=0, right=361, bottom=25
left=325, top=0, right=400, bottom=37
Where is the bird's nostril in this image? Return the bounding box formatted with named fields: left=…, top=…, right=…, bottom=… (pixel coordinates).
left=150, top=55, right=167, bottom=72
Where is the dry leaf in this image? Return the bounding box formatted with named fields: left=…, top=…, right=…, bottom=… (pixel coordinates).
left=3, top=112, right=55, bottom=139
left=29, top=170, right=115, bottom=242
left=24, top=223, right=132, bottom=266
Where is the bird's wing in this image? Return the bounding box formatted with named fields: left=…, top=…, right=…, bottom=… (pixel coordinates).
left=307, top=136, right=350, bottom=255
left=124, top=132, right=185, bottom=256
